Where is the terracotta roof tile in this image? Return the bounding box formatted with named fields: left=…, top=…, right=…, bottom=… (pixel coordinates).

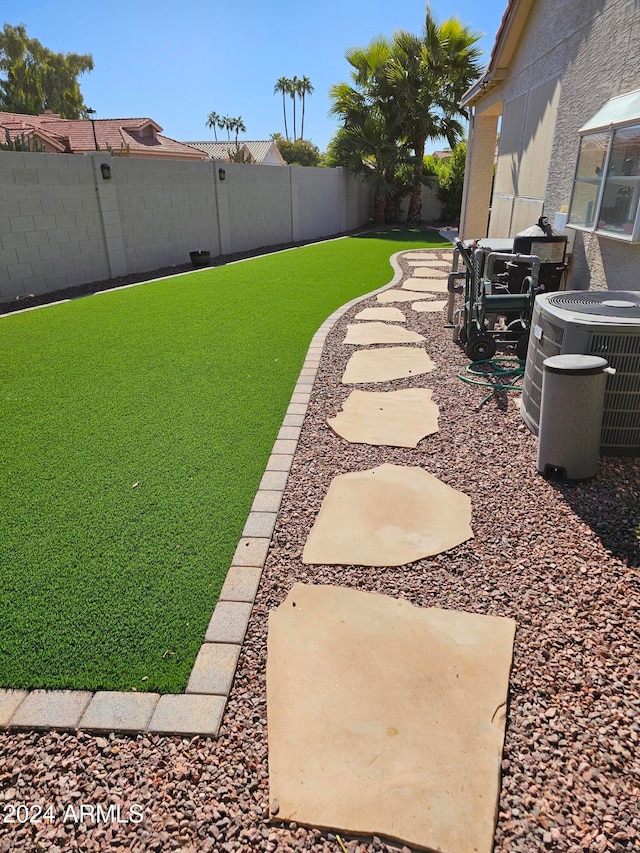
left=0, top=111, right=207, bottom=160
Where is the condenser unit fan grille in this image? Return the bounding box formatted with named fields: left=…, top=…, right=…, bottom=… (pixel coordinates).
left=547, top=291, right=640, bottom=318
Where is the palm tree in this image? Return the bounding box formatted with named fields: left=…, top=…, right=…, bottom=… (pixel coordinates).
left=221, top=115, right=233, bottom=141
left=327, top=118, right=408, bottom=225
left=206, top=110, right=220, bottom=141
left=289, top=76, right=300, bottom=141
left=329, top=43, right=409, bottom=224
left=274, top=77, right=290, bottom=140
left=231, top=116, right=246, bottom=145
left=299, top=76, right=314, bottom=140
left=387, top=8, right=482, bottom=223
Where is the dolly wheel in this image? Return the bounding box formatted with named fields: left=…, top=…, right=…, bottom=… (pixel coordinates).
left=465, top=333, right=496, bottom=362
left=516, top=333, right=530, bottom=361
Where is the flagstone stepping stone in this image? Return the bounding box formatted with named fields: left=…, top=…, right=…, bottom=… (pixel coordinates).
left=412, top=299, right=447, bottom=313
left=376, top=289, right=430, bottom=304
left=302, top=463, right=472, bottom=566
left=403, top=278, right=449, bottom=293
left=343, top=322, right=425, bottom=346
left=267, top=582, right=515, bottom=853
left=327, top=388, right=439, bottom=447
left=409, top=261, right=451, bottom=275
left=354, top=306, right=406, bottom=323
left=342, top=347, right=434, bottom=384
left=401, top=278, right=445, bottom=292
left=411, top=266, right=452, bottom=277
left=402, top=252, right=450, bottom=260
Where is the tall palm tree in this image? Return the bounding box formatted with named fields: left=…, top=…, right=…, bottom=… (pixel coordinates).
left=289, top=76, right=300, bottom=141
left=231, top=116, right=246, bottom=145
left=387, top=8, right=482, bottom=223
left=221, top=115, right=233, bottom=141
left=206, top=110, right=220, bottom=141
left=274, top=77, right=290, bottom=140
left=299, top=76, right=314, bottom=140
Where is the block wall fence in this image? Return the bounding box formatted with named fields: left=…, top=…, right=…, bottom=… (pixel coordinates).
left=0, top=152, right=376, bottom=304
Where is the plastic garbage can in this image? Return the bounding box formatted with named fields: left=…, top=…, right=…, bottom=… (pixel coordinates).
left=537, top=354, right=615, bottom=480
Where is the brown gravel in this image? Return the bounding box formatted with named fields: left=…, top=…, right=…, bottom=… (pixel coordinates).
left=1, top=249, right=639, bottom=853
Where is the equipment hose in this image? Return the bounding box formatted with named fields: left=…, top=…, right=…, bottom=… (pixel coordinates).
left=457, top=357, right=526, bottom=407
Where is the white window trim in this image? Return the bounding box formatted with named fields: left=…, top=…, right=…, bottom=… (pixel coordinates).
left=568, top=91, right=640, bottom=243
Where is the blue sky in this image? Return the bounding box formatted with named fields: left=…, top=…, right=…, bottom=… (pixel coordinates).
left=1, top=0, right=506, bottom=153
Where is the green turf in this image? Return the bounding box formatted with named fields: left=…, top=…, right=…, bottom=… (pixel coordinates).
left=0, top=228, right=450, bottom=692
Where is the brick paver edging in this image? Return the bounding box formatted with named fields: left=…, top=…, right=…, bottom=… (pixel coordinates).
left=0, top=245, right=451, bottom=738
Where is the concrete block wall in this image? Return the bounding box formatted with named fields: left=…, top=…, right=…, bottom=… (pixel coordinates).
left=114, top=158, right=221, bottom=273
left=293, top=167, right=344, bottom=241
left=343, top=172, right=374, bottom=230
left=398, top=183, right=443, bottom=224
left=222, top=162, right=294, bottom=255
left=0, top=151, right=110, bottom=300
left=0, top=152, right=373, bottom=303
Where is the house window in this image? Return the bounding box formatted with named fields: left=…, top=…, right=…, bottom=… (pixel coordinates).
left=567, top=90, right=640, bottom=242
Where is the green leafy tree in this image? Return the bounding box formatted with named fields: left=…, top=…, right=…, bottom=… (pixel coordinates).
left=272, top=132, right=321, bottom=167
left=426, top=141, right=467, bottom=222
left=0, top=23, right=93, bottom=118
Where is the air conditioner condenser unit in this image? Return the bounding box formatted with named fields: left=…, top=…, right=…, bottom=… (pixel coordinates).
left=521, top=291, right=640, bottom=455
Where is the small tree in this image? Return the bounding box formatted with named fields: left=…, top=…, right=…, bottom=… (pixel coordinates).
left=0, top=23, right=93, bottom=118
left=426, top=141, right=467, bottom=223
left=271, top=133, right=321, bottom=166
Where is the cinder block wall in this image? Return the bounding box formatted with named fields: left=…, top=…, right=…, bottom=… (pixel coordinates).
left=0, top=153, right=373, bottom=304
left=114, top=158, right=221, bottom=273
left=221, top=162, right=294, bottom=254
left=0, top=151, right=111, bottom=299
left=293, top=167, right=344, bottom=241
left=344, top=173, right=375, bottom=230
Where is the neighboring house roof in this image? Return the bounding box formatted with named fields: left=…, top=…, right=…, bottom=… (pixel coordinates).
left=184, top=139, right=287, bottom=166
left=432, top=150, right=453, bottom=160
left=0, top=111, right=208, bottom=160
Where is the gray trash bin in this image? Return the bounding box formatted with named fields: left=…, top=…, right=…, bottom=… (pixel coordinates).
left=537, top=354, right=615, bottom=480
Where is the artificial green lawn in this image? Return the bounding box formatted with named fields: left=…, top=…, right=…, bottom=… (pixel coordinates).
left=0, top=228, right=450, bottom=693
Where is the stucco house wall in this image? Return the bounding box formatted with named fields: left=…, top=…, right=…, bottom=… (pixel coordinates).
left=460, top=0, right=640, bottom=291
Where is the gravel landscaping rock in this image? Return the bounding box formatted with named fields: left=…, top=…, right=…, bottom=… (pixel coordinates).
left=0, top=247, right=638, bottom=852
